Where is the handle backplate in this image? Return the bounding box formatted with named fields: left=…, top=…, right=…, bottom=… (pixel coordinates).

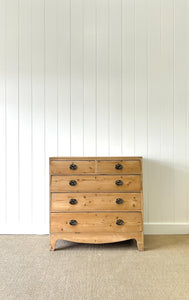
left=115, top=198, right=124, bottom=204
left=115, top=163, right=123, bottom=170
left=69, top=219, right=78, bottom=226
left=69, top=198, right=78, bottom=205
left=116, top=219, right=124, bottom=226
left=115, top=179, right=123, bottom=186
left=69, top=163, right=77, bottom=170
left=69, top=180, right=77, bottom=186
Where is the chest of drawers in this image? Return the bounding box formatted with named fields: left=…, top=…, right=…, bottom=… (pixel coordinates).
left=49, top=157, right=144, bottom=251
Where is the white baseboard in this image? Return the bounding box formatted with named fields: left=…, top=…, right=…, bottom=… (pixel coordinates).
left=0, top=224, right=48, bottom=234
left=0, top=223, right=189, bottom=234
left=144, top=223, right=189, bottom=234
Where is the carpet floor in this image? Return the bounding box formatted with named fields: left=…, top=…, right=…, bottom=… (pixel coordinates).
left=0, top=235, right=188, bottom=300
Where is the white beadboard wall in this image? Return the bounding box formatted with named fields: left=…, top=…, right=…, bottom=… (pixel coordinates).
left=0, top=0, right=189, bottom=234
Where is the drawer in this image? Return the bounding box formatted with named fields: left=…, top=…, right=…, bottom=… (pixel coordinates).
left=51, top=192, right=142, bottom=211
left=50, top=160, right=95, bottom=175
left=50, top=212, right=143, bottom=233
left=96, top=160, right=141, bottom=174
left=51, top=175, right=142, bottom=192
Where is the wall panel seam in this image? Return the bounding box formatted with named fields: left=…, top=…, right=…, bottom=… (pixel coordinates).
left=18, top=0, right=20, bottom=224
left=5, top=0, right=7, bottom=224
left=44, top=0, right=46, bottom=224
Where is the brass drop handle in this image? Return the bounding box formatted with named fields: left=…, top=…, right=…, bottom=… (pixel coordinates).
left=69, top=219, right=78, bottom=226
left=115, top=198, right=124, bottom=204
left=116, top=219, right=124, bottom=226
left=115, top=180, right=123, bottom=186
left=69, top=198, right=78, bottom=205
left=69, top=180, right=77, bottom=186
left=69, top=163, right=77, bottom=170
left=115, top=163, right=123, bottom=170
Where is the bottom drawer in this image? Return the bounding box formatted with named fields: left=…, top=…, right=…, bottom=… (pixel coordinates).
left=50, top=212, right=142, bottom=233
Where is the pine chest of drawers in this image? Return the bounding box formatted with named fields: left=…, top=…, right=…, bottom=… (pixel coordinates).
left=49, top=157, right=144, bottom=251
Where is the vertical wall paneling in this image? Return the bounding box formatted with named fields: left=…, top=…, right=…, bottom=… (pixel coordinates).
left=122, top=0, right=135, bottom=156
left=57, top=0, right=71, bottom=156
left=83, top=0, right=96, bottom=156
left=135, top=0, right=148, bottom=222
left=135, top=0, right=148, bottom=156
left=19, top=0, right=32, bottom=225
left=109, top=0, right=122, bottom=156
left=0, top=0, right=6, bottom=224
left=31, top=0, right=45, bottom=226
left=45, top=0, right=58, bottom=225
left=187, top=0, right=189, bottom=223
left=70, top=0, right=84, bottom=156
left=174, top=0, right=187, bottom=222
left=160, top=0, right=174, bottom=222
left=1, top=0, right=189, bottom=233
left=96, top=0, right=109, bottom=155
left=147, top=0, right=162, bottom=223
left=6, top=0, right=19, bottom=224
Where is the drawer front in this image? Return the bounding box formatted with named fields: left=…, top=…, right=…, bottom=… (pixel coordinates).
left=96, top=160, right=141, bottom=174
left=51, top=192, right=141, bottom=211
left=50, top=160, right=95, bottom=175
left=51, top=175, right=141, bottom=192
left=50, top=212, right=143, bottom=233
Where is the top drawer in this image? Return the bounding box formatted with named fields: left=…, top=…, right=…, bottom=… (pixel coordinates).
left=50, top=160, right=95, bottom=175
left=96, top=160, right=141, bottom=174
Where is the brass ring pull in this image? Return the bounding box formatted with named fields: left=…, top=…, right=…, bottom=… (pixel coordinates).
left=69, top=163, right=77, bottom=170
left=115, top=163, right=123, bottom=170
left=115, top=180, right=123, bottom=186
left=69, top=180, right=77, bottom=186
left=69, top=219, right=78, bottom=226
left=69, top=198, right=78, bottom=205
left=116, top=219, right=124, bottom=226
left=115, top=198, right=124, bottom=204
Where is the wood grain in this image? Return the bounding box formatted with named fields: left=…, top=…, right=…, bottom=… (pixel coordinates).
left=50, top=232, right=144, bottom=250
left=50, top=212, right=143, bottom=233
left=50, top=156, right=142, bottom=161
left=96, top=160, right=141, bottom=174
left=50, top=160, right=95, bottom=175
left=51, top=192, right=141, bottom=211
left=51, top=174, right=141, bottom=192
left=50, top=156, right=144, bottom=251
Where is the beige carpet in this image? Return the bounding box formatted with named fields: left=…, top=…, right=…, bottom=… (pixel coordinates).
left=0, top=235, right=188, bottom=300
